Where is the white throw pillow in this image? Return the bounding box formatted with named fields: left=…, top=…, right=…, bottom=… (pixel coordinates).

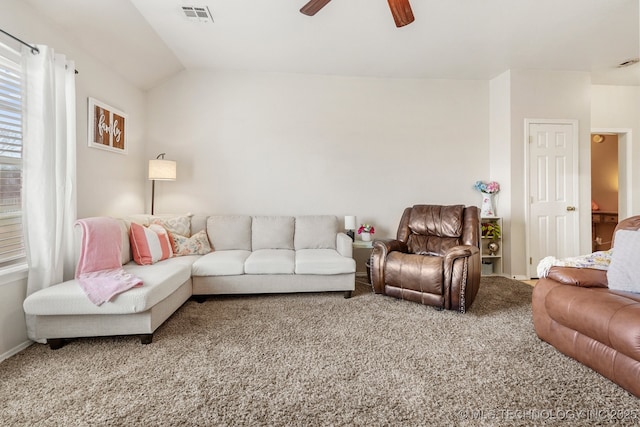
left=151, top=215, right=191, bottom=237
left=607, top=229, right=640, bottom=293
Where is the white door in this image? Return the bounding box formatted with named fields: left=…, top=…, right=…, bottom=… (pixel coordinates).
left=527, top=121, right=579, bottom=277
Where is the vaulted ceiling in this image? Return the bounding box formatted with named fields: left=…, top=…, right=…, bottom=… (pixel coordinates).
left=25, top=0, right=640, bottom=91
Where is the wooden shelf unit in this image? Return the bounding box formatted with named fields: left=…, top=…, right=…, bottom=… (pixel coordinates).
left=481, top=217, right=503, bottom=276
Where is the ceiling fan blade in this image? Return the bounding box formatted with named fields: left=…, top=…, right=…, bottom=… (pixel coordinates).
left=387, top=0, right=415, bottom=27
left=300, top=0, right=332, bottom=16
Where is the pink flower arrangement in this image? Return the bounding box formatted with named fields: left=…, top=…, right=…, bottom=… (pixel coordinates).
left=474, top=180, right=500, bottom=194
left=358, top=224, right=375, bottom=234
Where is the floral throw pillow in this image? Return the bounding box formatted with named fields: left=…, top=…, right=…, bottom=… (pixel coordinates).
left=151, top=216, right=191, bottom=237
left=172, top=230, right=212, bottom=256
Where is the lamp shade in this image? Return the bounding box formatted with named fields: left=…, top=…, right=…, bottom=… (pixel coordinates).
left=148, top=159, right=176, bottom=181
left=344, top=215, right=356, bottom=230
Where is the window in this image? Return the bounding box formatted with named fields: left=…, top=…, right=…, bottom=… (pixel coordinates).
left=0, top=46, right=24, bottom=266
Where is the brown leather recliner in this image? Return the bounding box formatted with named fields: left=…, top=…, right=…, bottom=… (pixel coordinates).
left=370, top=205, right=481, bottom=313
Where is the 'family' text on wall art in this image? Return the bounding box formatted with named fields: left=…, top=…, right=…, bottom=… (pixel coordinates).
left=88, top=97, right=128, bottom=154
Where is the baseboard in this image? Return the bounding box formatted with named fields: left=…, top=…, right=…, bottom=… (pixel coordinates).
left=0, top=340, right=32, bottom=363
left=511, top=274, right=530, bottom=281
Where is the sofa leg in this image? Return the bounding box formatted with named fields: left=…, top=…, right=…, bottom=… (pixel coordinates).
left=344, top=291, right=353, bottom=299
left=139, top=334, right=153, bottom=345
left=192, top=295, right=206, bottom=304
left=47, top=338, right=65, bottom=350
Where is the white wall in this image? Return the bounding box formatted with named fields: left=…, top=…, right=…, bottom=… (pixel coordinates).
left=146, top=70, right=490, bottom=237
left=0, top=0, right=148, bottom=358
left=490, top=70, right=593, bottom=278
left=489, top=71, right=512, bottom=275
left=0, top=268, right=30, bottom=362
left=493, top=77, right=639, bottom=279
left=1, top=0, right=148, bottom=219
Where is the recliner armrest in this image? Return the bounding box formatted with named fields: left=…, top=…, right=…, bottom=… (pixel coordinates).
left=442, top=245, right=480, bottom=311
left=370, top=239, right=408, bottom=293
left=443, top=244, right=479, bottom=264
left=373, top=239, right=408, bottom=254
left=546, top=266, right=608, bottom=288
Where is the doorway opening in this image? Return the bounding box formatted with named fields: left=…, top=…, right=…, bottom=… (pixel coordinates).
left=590, top=128, right=633, bottom=252
left=590, top=133, right=618, bottom=252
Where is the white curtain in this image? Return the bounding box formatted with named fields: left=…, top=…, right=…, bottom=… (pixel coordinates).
left=22, top=45, right=77, bottom=342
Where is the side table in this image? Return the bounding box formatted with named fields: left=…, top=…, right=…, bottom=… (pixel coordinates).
left=353, top=240, right=373, bottom=285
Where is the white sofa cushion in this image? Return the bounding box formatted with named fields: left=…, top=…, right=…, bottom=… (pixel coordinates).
left=252, top=216, right=294, bottom=250
left=245, top=249, right=295, bottom=274
left=295, top=249, right=356, bottom=275
left=23, top=256, right=198, bottom=316
left=207, top=215, right=252, bottom=251
left=191, top=250, right=251, bottom=276
left=294, top=215, right=338, bottom=250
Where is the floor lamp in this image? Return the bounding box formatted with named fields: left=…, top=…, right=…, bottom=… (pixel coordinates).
left=148, top=153, right=177, bottom=215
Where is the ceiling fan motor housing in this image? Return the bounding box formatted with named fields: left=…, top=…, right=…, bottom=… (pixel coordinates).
left=300, top=0, right=415, bottom=27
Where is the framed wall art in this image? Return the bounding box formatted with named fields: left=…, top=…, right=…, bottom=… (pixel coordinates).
left=87, top=97, right=128, bottom=154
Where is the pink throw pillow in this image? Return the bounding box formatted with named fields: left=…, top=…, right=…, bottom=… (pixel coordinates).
left=129, top=223, right=173, bottom=265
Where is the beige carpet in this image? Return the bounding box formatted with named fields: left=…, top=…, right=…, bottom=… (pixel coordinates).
left=1, top=277, right=638, bottom=426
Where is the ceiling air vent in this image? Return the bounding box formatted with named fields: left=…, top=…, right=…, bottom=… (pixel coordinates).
left=182, top=6, right=213, bottom=23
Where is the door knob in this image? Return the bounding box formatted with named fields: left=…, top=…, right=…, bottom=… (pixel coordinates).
left=566, top=206, right=576, bottom=211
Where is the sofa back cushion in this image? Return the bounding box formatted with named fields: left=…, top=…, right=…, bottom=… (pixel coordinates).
left=294, top=215, right=338, bottom=250
left=252, top=216, right=295, bottom=250
left=395, top=205, right=477, bottom=256
left=207, top=215, right=252, bottom=251
left=191, top=214, right=209, bottom=235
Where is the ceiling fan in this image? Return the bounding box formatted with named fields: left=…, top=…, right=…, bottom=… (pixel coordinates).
left=300, top=0, right=415, bottom=28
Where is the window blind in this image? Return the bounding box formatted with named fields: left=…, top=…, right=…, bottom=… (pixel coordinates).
left=0, top=46, right=24, bottom=266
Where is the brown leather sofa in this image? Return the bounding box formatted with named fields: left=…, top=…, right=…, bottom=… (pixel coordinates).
left=370, top=204, right=481, bottom=313
left=532, top=215, right=640, bottom=397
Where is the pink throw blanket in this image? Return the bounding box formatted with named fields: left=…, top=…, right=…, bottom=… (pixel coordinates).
left=75, top=217, right=142, bottom=305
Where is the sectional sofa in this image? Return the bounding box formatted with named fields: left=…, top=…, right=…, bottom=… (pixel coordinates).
left=23, top=214, right=356, bottom=349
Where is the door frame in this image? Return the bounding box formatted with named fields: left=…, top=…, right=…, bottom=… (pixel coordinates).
left=524, top=118, right=579, bottom=279
left=591, top=128, right=633, bottom=220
